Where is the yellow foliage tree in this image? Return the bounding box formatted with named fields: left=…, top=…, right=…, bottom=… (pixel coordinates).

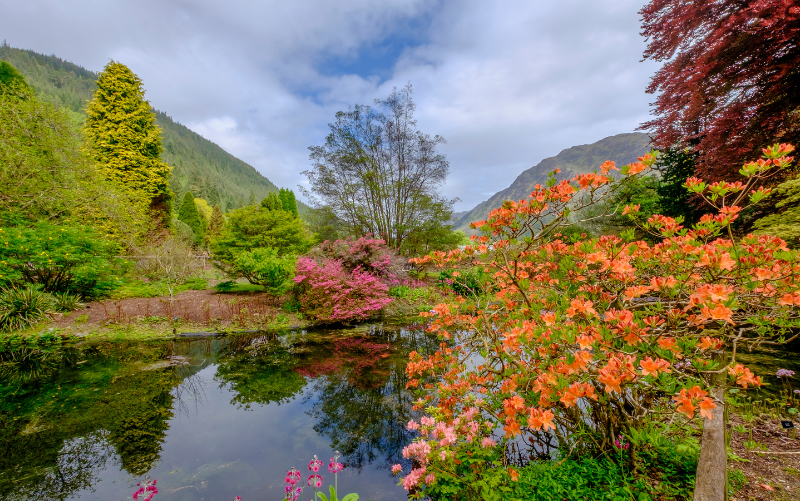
left=84, top=61, right=172, bottom=223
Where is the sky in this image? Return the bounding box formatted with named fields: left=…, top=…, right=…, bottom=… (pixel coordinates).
left=0, top=0, right=660, bottom=211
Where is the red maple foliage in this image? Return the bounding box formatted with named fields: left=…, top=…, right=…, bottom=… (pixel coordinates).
left=639, top=0, right=800, bottom=180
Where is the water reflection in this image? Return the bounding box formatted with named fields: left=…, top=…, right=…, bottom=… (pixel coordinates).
left=0, top=324, right=438, bottom=500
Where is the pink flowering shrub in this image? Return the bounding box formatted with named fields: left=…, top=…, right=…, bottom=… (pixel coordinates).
left=318, top=235, right=395, bottom=275
left=294, top=257, right=393, bottom=323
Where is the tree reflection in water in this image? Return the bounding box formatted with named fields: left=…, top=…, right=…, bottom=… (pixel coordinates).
left=0, top=324, right=440, bottom=500
left=302, top=325, right=442, bottom=472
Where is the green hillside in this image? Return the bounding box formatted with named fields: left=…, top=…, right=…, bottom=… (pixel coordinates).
left=0, top=43, right=300, bottom=212
left=455, top=132, right=652, bottom=231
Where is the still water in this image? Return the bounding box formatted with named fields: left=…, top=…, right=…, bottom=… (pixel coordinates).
left=0, top=324, right=439, bottom=501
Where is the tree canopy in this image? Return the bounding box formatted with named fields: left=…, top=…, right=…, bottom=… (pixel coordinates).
left=305, top=84, right=456, bottom=250
left=640, top=0, right=800, bottom=179
left=84, top=61, right=172, bottom=222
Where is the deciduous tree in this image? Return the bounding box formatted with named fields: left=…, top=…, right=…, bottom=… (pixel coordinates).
left=305, top=84, right=455, bottom=250
left=640, top=0, right=800, bottom=180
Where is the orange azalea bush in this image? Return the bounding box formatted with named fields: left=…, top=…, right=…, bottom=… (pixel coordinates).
left=396, top=144, right=800, bottom=496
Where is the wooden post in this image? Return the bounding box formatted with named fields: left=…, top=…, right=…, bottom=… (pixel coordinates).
left=693, top=386, right=727, bottom=501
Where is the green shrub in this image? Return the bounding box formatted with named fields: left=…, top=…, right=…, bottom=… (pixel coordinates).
left=233, top=248, right=295, bottom=295
left=423, top=442, right=697, bottom=501
left=52, top=291, right=83, bottom=312
left=0, top=221, right=120, bottom=298
left=209, top=205, right=312, bottom=265
left=437, top=267, right=491, bottom=297
left=215, top=280, right=236, bottom=292
left=0, top=285, right=56, bottom=332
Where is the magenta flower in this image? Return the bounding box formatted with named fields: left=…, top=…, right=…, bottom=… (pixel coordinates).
left=132, top=477, right=158, bottom=501
left=307, top=455, right=323, bottom=472
left=307, top=474, right=323, bottom=488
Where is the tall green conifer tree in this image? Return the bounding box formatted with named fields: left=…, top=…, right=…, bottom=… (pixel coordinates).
left=279, top=188, right=299, bottom=217
left=177, top=192, right=204, bottom=246
left=84, top=61, right=172, bottom=223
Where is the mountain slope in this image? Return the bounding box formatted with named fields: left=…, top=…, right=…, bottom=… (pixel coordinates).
left=0, top=44, right=300, bottom=212
left=455, top=133, right=652, bottom=231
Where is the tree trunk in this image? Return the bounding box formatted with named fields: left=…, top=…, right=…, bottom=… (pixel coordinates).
left=693, top=386, right=727, bottom=501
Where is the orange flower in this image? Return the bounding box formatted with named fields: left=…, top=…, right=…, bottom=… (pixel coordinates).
left=600, top=160, right=618, bottom=174
left=503, top=417, right=521, bottom=438
left=626, top=161, right=647, bottom=175
left=540, top=311, right=556, bottom=325
left=508, top=467, right=519, bottom=482
left=697, top=304, right=735, bottom=324
left=698, top=397, right=717, bottom=420
left=728, top=364, right=762, bottom=388
left=565, top=299, right=597, bottom=318
left=503, top=395, right=526, bottom=417
left=640, top=356, right=671, bottom=377
left=623, top=285, right=651, bottom=300
left=778, top=293, right=800, bottom=306
left=528, top=407, right=556, bottom=431
left=697, top=337, right=723, bottom=350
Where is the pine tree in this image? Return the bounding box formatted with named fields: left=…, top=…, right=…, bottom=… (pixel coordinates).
left=84, top=61, right=172, bottom=223
left=247, top=191, right=256, bottom=206
left=177, top=191, right=204, bottom=246
left=279, top=188, right=299, bottom=217
left=208, top=204, right=225, bottom=237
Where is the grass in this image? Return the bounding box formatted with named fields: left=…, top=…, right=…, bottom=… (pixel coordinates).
left=109, top=277, right=208, bottom=299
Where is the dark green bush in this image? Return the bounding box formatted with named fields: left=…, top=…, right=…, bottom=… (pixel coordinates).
left=0, top=285, right=56, bottom=332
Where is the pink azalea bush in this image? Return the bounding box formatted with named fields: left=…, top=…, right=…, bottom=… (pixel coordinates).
left=294, top=257, right=393, bottom=323
left=317, top=235, right=398, bottom=277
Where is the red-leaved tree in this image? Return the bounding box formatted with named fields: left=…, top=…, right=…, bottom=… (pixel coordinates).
left=640, top=0, right=800, bottom=180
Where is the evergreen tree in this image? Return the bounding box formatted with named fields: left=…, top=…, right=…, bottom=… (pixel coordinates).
left=84, top=61, right=172, bottom=223
left=261, top=191, right=283, bottom=211
left=279, top=188, right=299, bottom=217
left=248, top=191, right=256, bottom=206
left=177, top=191, right=204, bottom=246
left=0, top=61, right=31, bottom=94
left=208, top=204, right=225, bottom=237
left=654, top=148, right=703, bottom=227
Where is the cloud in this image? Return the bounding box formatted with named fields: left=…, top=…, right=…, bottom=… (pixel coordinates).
left=0, top=0, right=658, bottom=210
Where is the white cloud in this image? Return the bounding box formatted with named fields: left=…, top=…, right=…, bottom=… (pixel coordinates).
left=0, top=0, right=658, bottom=210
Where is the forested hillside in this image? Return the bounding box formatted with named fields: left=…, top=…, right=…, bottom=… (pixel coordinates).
left=455, top=132, right=651, bottom=231
left=0, top=43, right=297, bottom=212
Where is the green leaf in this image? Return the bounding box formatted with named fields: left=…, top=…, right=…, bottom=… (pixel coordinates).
left=341, top=494, right=359, bottom=501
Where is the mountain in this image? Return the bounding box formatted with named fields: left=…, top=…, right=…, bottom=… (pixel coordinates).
left=0, top=44, right=303, bottom=213
left=454, top=132, right=652, bottom=231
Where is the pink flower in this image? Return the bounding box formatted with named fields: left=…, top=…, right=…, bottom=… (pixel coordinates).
left=407, top=420, right=420, bottom=430
left=392, top=464, right=403, bottom=474
left=420, top=416, right=436, bottom=427
left=425, top=473, right=436, bottom=485
left=481, top=437, right=497, bottom=448
left=401, top=467, right=426, bottom=491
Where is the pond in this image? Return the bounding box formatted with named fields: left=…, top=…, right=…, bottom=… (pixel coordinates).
left=0, top=324, right=440, bottom=501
